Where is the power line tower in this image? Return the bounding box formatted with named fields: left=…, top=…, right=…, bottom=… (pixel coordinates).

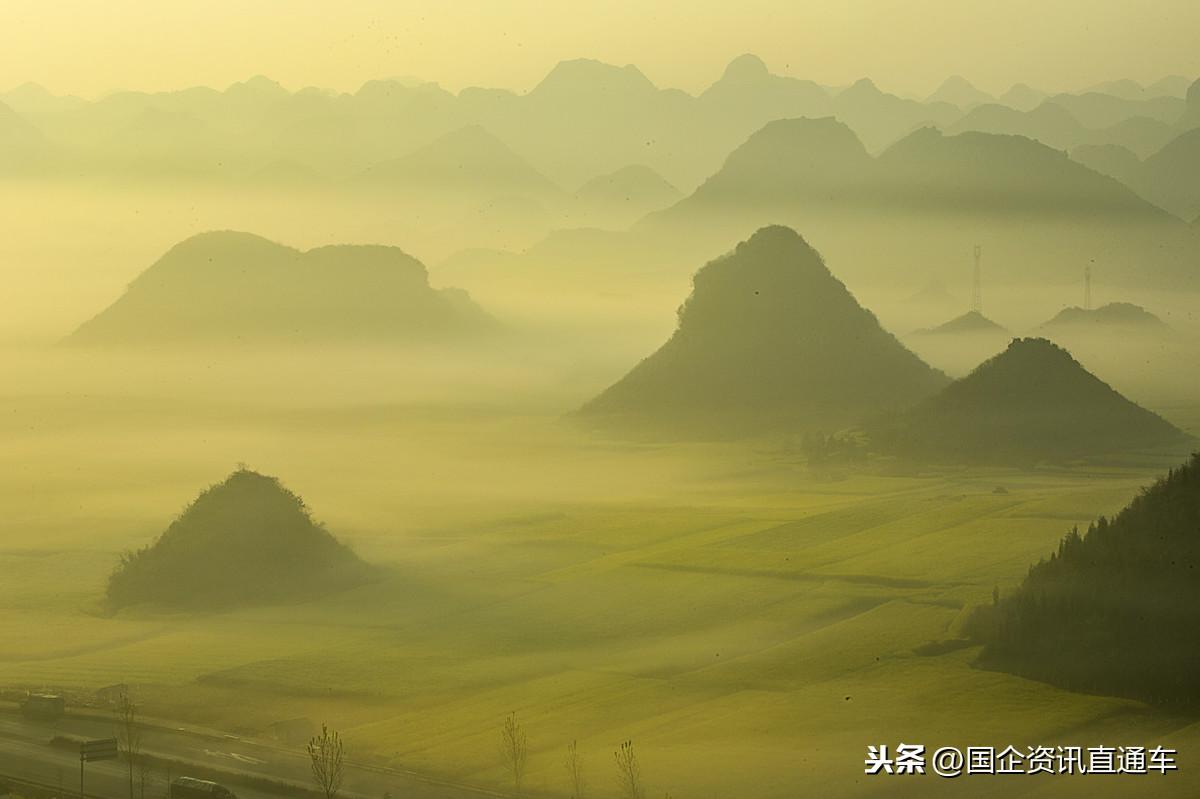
left=971, top=245, right=982, bottom=314
left=1084, top=264, right=1092, bottom=310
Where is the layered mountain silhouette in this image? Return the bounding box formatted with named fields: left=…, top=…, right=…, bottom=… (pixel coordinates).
left=572, top=164, right=682, bottom=226
left=698, top=54, right=831, bottom=127
left=1070, top=143, right=1142, bottom=185
left=877, top=337, right=1187, bottom=463
left=492, top=58, right=698, bottom=187
left=970, top=454, right=1200, bottom=706
left=646, top=117, right=872, bottom=214
left=905, top=310, right=1011, bottom=379
left=1130, top=127, right=1200, bottom=221
left=997, top=83, right=1046, bottom=112
left=0, top=100, right=54, bottom=173
left=576, top=164, right=680, bottom=207
left=831, top=78, right=959, bottom=152
left=1086, top=76, right=1193, bottom=101
left=873, top=127, right=1166, bottom=215
left=947, top=102, right=1087, bottom=151
left=637, top=117, right=1195, bottom=289
left=1038, top=302, right=1170, bottom=334
left=7, top=58, right=1193, bottom=195
left=927, top=76, right=993, bottom=110
left=0, top=82, right=86, bottom=115
left=528, top=58, right=659, bottom=103
left=106, top=469, right=370, bottom=609
left=1183, top=78, right=1200, bottom=127
left=106, top=107, right=230, bottom=177
left=578, top=226, right=948, bottom=437
left=651, top=120, right=1167, bottom=222
left=66, top=231, right=493, bottom=346
left=924, top=87, right=1184, bottom=158
left=1049, top=91, right=1183, bottom=131
left=913, top=310, right=1008, bottom=336
left=904, top=278, right=958, bottom=308
left=1069, top=83, right=1200, bottom=221
left=357, top=125, right=561, bottom=200
left=1098, top=115, right=1179, bottom=160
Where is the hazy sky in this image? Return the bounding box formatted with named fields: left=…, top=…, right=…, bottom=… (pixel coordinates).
left=2, top=0, right=1197, bottom=98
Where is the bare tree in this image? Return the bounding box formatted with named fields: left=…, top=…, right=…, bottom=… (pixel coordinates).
left=499, top=712, right=528, bottom=796
left=137, top=757, right=152, bottom=799
left=565, top=739, right=585, bottom=799
left=114, top=685, right=142, bottom=799
left=613, top=740, right=643, bottom=799
left=307, top=724, right=345, bottom=799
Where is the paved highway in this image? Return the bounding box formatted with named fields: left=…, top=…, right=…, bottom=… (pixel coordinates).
left=0, top=708, right=507, bottom=799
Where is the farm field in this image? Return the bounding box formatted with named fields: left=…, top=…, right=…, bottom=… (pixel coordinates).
left=5, top=7, right=1200, bottom=798
left=1, top=392, right=1196, bottom=798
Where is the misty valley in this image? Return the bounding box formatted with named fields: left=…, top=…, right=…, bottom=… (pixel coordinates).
left=3, top=35, right=1200, bottom=799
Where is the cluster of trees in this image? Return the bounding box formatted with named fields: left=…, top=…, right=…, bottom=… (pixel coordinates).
left=106, top=469, right=369, bottom=610
left=797, top=431, right=868, bottom=469
left=969, top=453, right=1200, bottom=706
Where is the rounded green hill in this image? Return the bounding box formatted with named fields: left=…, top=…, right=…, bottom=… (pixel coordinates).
left=107, top=469, right=369, bottom=610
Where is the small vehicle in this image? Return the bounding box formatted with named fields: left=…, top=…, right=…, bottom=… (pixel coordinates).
left=169, top=777, right=239, bottom=799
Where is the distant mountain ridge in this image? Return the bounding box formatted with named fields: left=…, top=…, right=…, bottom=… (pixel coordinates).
left=357, top=124, right=561, bottom=200
left=8, top=59, right=1191, bottom=192
left=67, top=231, right=494, bottom=346
left=1038, top=302, right=1170, bottom=333
left=913, top=310, right=1008, bottom=336
left=633, top=116, right=1197, bottom=290
left=947, top=102, right=1087, bottom=151
left=651, top=120, right=1169, bottom=222
left=576, top=164, right=679, bottom=204
left=0, top=100, right=54, bottom=173
left=927, top=76, right=994, bottom=110
left=1130, top=127, right=1200, bottom=221
left=570, top=164, right=682, bottom=227
left=660, top=117, right=872, bottom=209
left=529, top=59, right=659, bottom=100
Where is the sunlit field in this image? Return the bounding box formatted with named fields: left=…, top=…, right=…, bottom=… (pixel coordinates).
left=1, top=372, right=1197, bottom=797
left=5, top=6, right=1200, bottom=796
